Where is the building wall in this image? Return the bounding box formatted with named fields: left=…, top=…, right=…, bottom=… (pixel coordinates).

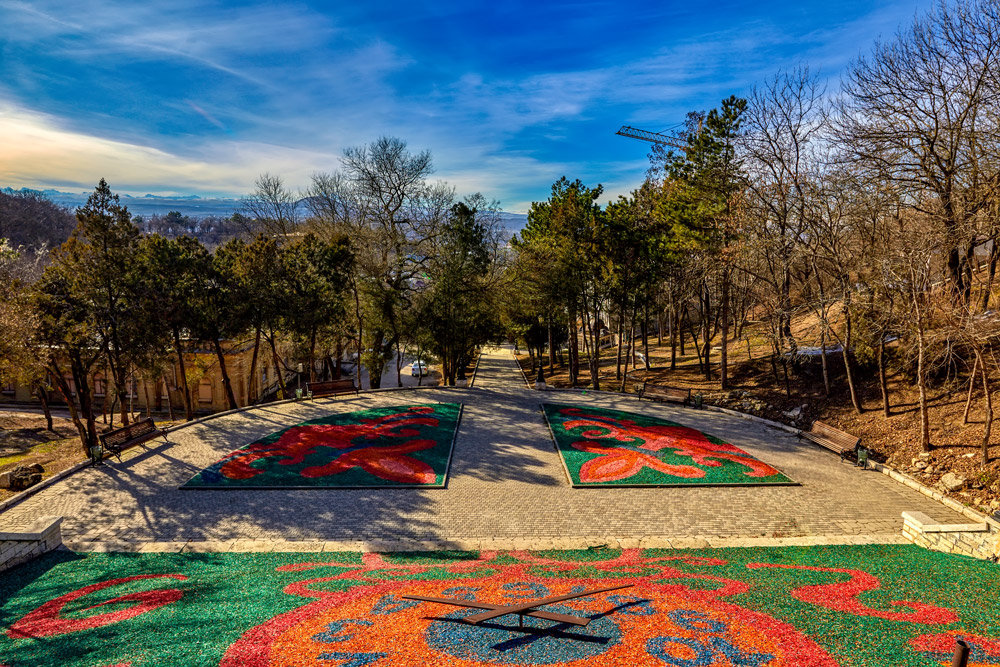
left=0, top=340, right=296, bottom=415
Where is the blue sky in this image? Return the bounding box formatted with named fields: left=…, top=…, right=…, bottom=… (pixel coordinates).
left=0, top=0, right=932, bottom=212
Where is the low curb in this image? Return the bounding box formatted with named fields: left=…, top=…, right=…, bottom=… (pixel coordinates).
left=871, top=461, right=1000, bottom=530
left=0, top=461, right=90, bottom=515
left=60, top=532, right=911, bottom=554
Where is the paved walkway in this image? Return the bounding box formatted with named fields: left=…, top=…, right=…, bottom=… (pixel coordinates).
left=0, top=347, right=967, bottom=552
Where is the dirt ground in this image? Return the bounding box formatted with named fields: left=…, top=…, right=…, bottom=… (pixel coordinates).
left=0, top=412, right=85, bottom=502
left=519, top=336, right=1000, bottom=519
left=0, top=411, right=190, bottom=503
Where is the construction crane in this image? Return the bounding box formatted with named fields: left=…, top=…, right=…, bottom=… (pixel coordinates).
left=615, top=125, right=687, bottom=150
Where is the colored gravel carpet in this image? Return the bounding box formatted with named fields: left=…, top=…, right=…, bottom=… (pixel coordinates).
left=182, top=403, right=462, bottom=488
left=0, top=545, right=998, bottom=665
left=542, top=403, right=795, bottom=487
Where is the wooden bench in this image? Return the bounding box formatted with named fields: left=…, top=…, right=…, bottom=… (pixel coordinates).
left=800, top=420, right=860, bottom=462
left=639, top=382, right=691, bottom=405
left=98, top=418, right=165, bottom=462
left=306, top=378, right=358, bottom=398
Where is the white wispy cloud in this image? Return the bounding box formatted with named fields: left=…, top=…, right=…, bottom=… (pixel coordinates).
left=0, top=0, right=937, bottom=213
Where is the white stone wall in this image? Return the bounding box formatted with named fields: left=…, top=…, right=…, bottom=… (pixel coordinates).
left=0, top=516, right=63, bottom=573
left=902, top=511, right=1000, bottom=561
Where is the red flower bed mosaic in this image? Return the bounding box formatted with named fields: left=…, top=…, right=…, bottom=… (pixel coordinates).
left=182, top=403, right=462, bottom=488
left=1, top=546, right=998, bottom=665
left=543, top=404, right=795, bottom=486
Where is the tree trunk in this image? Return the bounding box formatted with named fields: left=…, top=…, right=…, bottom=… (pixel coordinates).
left=819, top=328, right=830, bottom=397
left=642, top=302, right=651, bottom=370
left=981, top=351, right=992, bottom=466
left=353, top=283, right=364, bottom=389
left=395, top=338, right=403, bottom=387
left=687, top=313, right=704, bottom=369
left=720, top=267, right=730, bottom=389
left=335, top=338, right=343, bottom=379
left=620, top=312, right=635, bottom=393
left=248, top=325, right=261, bottom=402
left=982, top=237, right=1000, bottom=311
left=71, top=355, right=98, bottom=455
left=916, top=306, right=931, bottom=452
left=213, top=339, right=239, bottom=410
left=36, top=386, right=54, bottom=431
left=842, top=304, right=863, bottom=413
left=877, top=335, right=890, bottom=417
left=114, top=371, right=130, bottom=427
left=769, top=342, right=782, bottom=387
left=964, top=354, right=980, bottom=424
left=172, top=327, right=193, bottom=420
left=309, top=328, right=318, bottom=383
left=678, top=306, right=686, bottom=356
left=615, top=301, right=625, bottom=382
left=586, top=289, right=601, bottom=391
left=701, top=282, right=712, bottom=381
left=267, top=329, right=288, bottom=399
left=50, top=362, right=91, bottom=455
left=163, top=376, right=175, bottom=420
left=669, top=303, right=677, bottom=370
left=568, top=302, right=580, bottom=386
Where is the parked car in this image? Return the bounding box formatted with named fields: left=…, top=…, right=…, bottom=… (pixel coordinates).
left=410, top=361, right=429, bottom=377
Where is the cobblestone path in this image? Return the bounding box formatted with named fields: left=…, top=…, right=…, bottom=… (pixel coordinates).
left=0, top=347, right=967, bottom=552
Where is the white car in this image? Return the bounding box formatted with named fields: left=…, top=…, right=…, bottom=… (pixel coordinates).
left=410, top=361, right=429, bottom=377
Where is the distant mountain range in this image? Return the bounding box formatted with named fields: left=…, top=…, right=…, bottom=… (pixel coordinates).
left=1, top=187, right=528, bottom=232
left=1, top=186, right=241, bottom=219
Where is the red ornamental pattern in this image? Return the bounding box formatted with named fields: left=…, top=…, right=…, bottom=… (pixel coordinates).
left=747, top=563, right=959, bottom=624
left=4, top=549, right=992, bottom=666
left=558, top=407, right=783, bottom=483
left=6, top=575, right=187, bottom=639
left=219, top=550, right=964, bottom=666
left=218, top=408, right=440, bottom=485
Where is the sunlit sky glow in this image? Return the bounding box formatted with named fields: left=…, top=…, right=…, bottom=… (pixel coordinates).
left=0, top=0, right=932, bottom=212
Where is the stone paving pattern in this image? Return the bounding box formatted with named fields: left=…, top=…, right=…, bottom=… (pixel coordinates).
left=0, top=347, right=967, bottom=552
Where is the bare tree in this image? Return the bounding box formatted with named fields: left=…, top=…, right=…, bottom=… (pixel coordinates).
left=239, top=173, right=301, bottom=238
left=838, top=0, right=1000, bottom=303
left=308, top=137, right=450, bottom=389
left=743, top=66, right=827, bottom=347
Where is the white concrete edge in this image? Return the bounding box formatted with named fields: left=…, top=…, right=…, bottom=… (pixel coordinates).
left=0, top=515, right=62, bottom=540
left=902, top=510, right=988, bottom=533
left=62, top=533, right=911, bottom=553
left=701, top=405, right=802, bottom=436
left=511, top=348, right=532, bottom=389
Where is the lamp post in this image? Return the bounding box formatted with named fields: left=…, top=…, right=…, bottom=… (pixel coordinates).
left=296, top=362, right=304, bottom=400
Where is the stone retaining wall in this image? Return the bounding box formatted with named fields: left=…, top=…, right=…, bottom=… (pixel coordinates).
left=902, top=511, right=1000, bottom=561
left=0, top=516, right=63, bottom=573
